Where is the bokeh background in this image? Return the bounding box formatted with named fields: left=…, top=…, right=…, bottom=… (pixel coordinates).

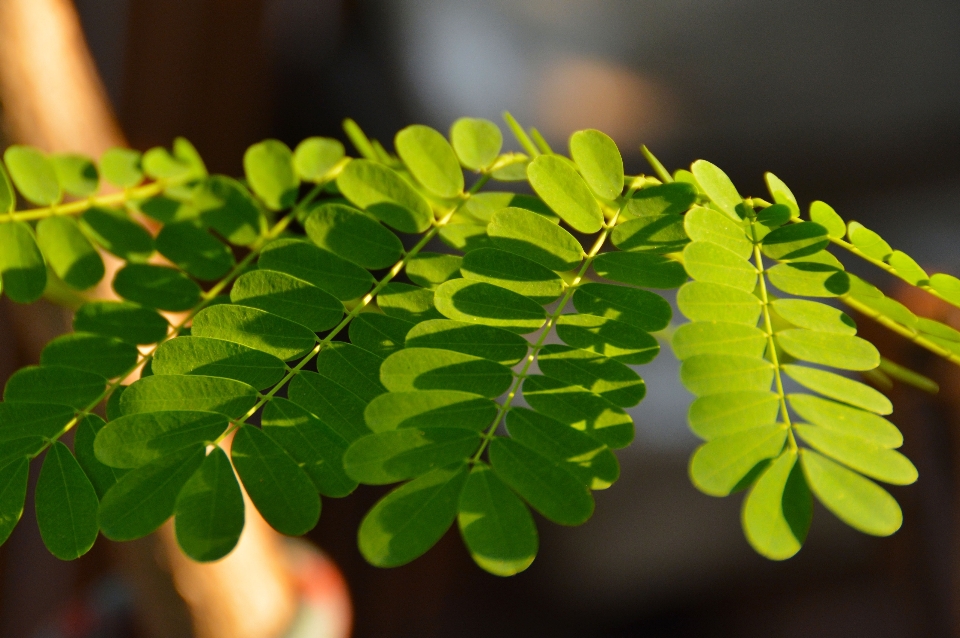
left=2, top=1, right=960, bottom=636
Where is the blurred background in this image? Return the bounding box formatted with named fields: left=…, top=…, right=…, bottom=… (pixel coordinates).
left=2, top=0, right=960, bottom=636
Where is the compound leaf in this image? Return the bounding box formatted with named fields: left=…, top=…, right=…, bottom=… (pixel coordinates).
left=80, top=207, right=154, bottom=262
left=672, top=321, right=767, bottom=360
left=623, top=182, right=697, bottom=217
left=94, top=410, right=228, bottom=469
left=293, top=137, right=344, bottom=181
left=610, top=214, right=689, bottom=254
left=767, top=262, right=850, bottom=297
left=349, top=313, right=414, bottom=359
left=434, top=279, right=546, bottom=333
left=537, top=344, right=644, bottom=408
left=4, top=365, right=105, bottom=410
left=770, top=299, right=856, bottom=335
left=74, top=415, right=126, bottom=498
left=683, top=241, right=757, bottom=292
left=112, top=264, right=201, bottom=311
left=788, top=394, right=902, bottom=447
left=690, top=160, right=741, bottom=220
left=461, top=248, right=563, bottom=303
left=683, top=207, right=752, bottom=258
left=782, top=365, right=891, bottom=414
left=377, top=282, right=443, bottom=323
left=679, top=354, right=774, bottom=396
left=155, top=222, right=234, bottom=281
left=677, top=281, right=762, bottom=325
left=760, top=222, right=829, bottom=260
left=592, top=251, right=687, bottom=289
left=555, top=314, right=659, bottom=364
left=794, top=425, right=917, bottom=485
left=5, top=145, right=61, bottom=205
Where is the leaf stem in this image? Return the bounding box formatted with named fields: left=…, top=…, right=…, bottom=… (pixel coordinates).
left=3, top=181, right=165, bottom=222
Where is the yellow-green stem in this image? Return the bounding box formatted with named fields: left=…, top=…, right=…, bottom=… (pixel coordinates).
left=3, top=182, right=165, bottom=222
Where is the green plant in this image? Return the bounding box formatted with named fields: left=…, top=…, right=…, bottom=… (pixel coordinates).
left=0, top=113, right=953, bottom=572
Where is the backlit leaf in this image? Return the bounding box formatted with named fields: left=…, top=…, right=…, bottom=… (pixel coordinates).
left=364, top=390, right=496, bottom=433
left=153, top=336, right=286, bottom=390
left=522, top=375, right=634, bottom=449
left=405, top=252, right=462, bottom=288
left=36, top=217, right=104, bottom=290
left=404, top=319, right=529, bottom=365
left=690, top=424, right=788, bottom=496
left=293, top=137, right=345, bottom=181
left=95, top=410, right=227, bottom=469
left=40, top=332, right=138, bottom=379
left=767, top=261, right=850, bottom=297
left=243, top=140, right=298, bottom=210
left=380, top=348, right=513, bottom=398
left=672, top=321, right=767, bottom=360
left=0, top=221, right=47, bottom=303
left=769, top=299, right=856, bottom=335
left=450, top=118, right=502, bottom=171
left=337, top=159, right=433, bottom=233
left=788, top=394, right=902, bottom=447
left=537, top=344, right=644, bottom=408
left=4, top=365, right=105, bottom=410
left=377, top=282, right=443, bottom=322
left=5, top=145, right=61, bottom=205
left=690, top=160, right=741, bottom=220
left=258, top=238, right=374, bottom=301
left=434, top=279, right=546, bottom=333
left=73, top=301, right=168, bottom=345
left=847, top=221, right=892, bottom=260
left=677, top=281, right=762, bottom=325
left=610, top=214, right=689, bottom=254
left=684, top=206, right=752, bottom=258
left=679, top=354, right=774, bottom=396
left=461, top=248, right=563, bottom=303
left=764, top=172, right=799, bottom=217
left=74, top=415, right=126, bottom=498
left=112, top=264, right=201, bottom=311
left=683, top=241, right=757, bottom=292
left=623, top=183, right=697, bottom=217
left=194, top=176, right=265, bottom=246
left=527, top=155, right=603, bottom=233
left=776, top=329, right=879, bottom=371
left=305, top=203, right=403, bottom=270
left=687, top=391, right=780, bottom=439
left=886, top=251, right=928, bottom=285
left=231, top=270, right=343, bottom=332
left=760, top=221, right=829, bottom=260
left=155, top=222, right=234, bottom=281
left=395, top=124, right=464, bottom=198
left=556, top=314, right=659, bottom=364
left=79, top=207, right=154, bottom=262
left=488, top=207, right=582, bottom=271
left=192, top=303, right=317, bottom=361
left=0, top=459, right=28, bottom=546
left=742, top=450, right=811, bottom=560
left=592, top=251, right=687, bottom=289
left=344, top=427, right=480, bottom=484
left=794, top=425, right=917, bottom=485
left=119, top=375, right=257, bottom=419
left=569, top=129, right=623, bottom=201
left=348, top=313, right=414, bottom=359
left=99, top=148, right=143, bottom=188
left=50, top=153, right=98, bottom=197
left=572, top=282, right=671, bottom=331
left=782, top=365, right=891, bottom=414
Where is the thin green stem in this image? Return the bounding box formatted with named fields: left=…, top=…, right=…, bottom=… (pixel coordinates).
left=3, top=182, right=165, bottom=222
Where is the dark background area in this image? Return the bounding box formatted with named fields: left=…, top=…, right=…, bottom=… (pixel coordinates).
left=3, top=1, right=960, bottom=636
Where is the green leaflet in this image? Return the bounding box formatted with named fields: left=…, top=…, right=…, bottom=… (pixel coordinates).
left=174, top=447, right=245, bottom=562
left=450, top=118, right=502, bottom=171
left=80, top=207, right=154, bottom=262
left=40, top=332, right=138, bottom=379
left=155, top=222, right=234, bottom=281
left=112, top=264, right=201, bottom=311
left=742, top=450, right=811, bottom=560
left=767, top=261, right=850, bottom=297
left=683, top=241, right=757, bottom=292
left=349, top=313, right=415, bottom=359
left=344, top=427, right=480, bottom=484
left=0, top=163, right=12, bottom=214
left=4, top=365, right=105, bottom=410
left=756, top=204, right=791, bottom=229
left=527, top=155, right=603, bottom=234
left=683, top=207, right=752, bottom=258
left=358, top=463, right=468, bottom=567
left=769, top=299, right=856, bottom=335
left=142, top=147, right=193, bottom=180
left=434, top=279, right=546, bottom=334
left=293, top=137, right=344, bottom=181
left=506, top=407, right=619, bottom=489
left=537, top=344, right=644, bottom=408
left=405, top=319, right=528, bottom=365
left=4, top=145, right=62, bottom=205
left=555, top=314, right=659, bottom=364
left=337, top=159, right=433, bottom=233
left=764, top=172, right=799, bottom=218
left=194, top=176, right=265, bottom=246
left=522, top=375, right=634, bottom=449
left=799, top=449, right=901, bottom=536
left=377, top=282, right=443, bottom=322
left=50, top=153, right=99, bottom=197
left=119, top=375, right=257, bottom=419
left=847, top=286, right=918, bottom=329
left=677, top=281, right=762, bottom=325
left=623, top=183, right=697, bottom=217
left=690, top=160, right=742, bottom=220
left=572, top=283, right=671, bottom=332
left=689, top=424, right=788, bottom=496
left=687, top=391, right=780, bottom=439
left=460, top=248, right=563, bottom=303
left=672, top=321, right=767, bottom=360
left=458, top=464, right=538, bottom=576
left=592, top=252, right=687, bottom=289
left=94, top=410, right=228, bottom=469
left=304, top=203, right=403, bottom=270
left=258, top=238, right=374, bottom=301
left=679, top=354, right=774, bottom=396
left=930, top=273, right=960, bottom=306
left=775, top=329, right=879, bottom=371
left=192, top=303, right=317, bottom=361
left=231, top=425, right=320, bottom=535
left=794, top=425, right=917, bottom=485
left=917, top=317, right=960, bottom=342
left=487, top=207, right=582, bottom=272
left=488, top=437, right=593, bottom=525
left=395, top=124, right=464, bottom=198
left=98, top=447, right=205, bottom=541
left=35, top=442, right=100, bottom=560
left=106, top=387, right=125, bottom=421
left=847, top=222, right=892, bottom=260
left=0, top=403, right=75, bottom=443
left=782, top=365, right=891, bottom=415
left=74, top=415, right=126, bottom=499
left=787, top=394, right=903, bottom=447
left=36, top=217, right=104, bottom=290
left=406, top=252, right=463, bottom=288
left=73, top=301, right=168, bottom=345
left=243, top=140, right=298, bottom=210
left=461, top=192, right=556, bottom=223
left=363, top=390, right=496, bottom=433
left=99, top=148, right=143, bottom=188
left=153, top=336, right=286, bottom=390
left=569, top=129, right=624, bottom=201
left=886, top=251, right=928, bottom=285
left=0, top=221, right=47, bottom=303
left=231, top=270, right=343, bottom=332
left=262, top=398, right=356, bottom=497
left=0, top=459, right=28, bottom=545
left=137, top=195, right=198, bottom=225
left=439, top=221, right=492, bottom=253
left=380, top=348, right=513, bottom=398
left=610, top=214, right=689, bottom=254
left=760, top=222, right=830, bottom=260
left=809, top=201, right=845, bottom=238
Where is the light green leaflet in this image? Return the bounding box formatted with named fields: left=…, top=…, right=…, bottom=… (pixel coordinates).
left=434, top=279, right=546, bottom=334
left=349, top=314, right=414, bottom=359
left=687, top=391, right=780, bottom=439
left=592, top=252, right=687, bottom=289
left=769, top=299, right=856, bottom=334
left=94, top=410, right=228, bottom=469
left=142, top=147, right=191, bottom=180
left=337, top=159, right=433, bottom=233
left=99, top=148, right=143, bottom=188
left=4, top=365, right=105, bottom=409
left=192, top=303, right=317, bottom=361
left=450, top=118, right=502, bottom=171
left=194, top=176, right=265, bottom=247
left=395, top=124, right=464, bottom=198
left=51, top=154, right=98, bottom=196
left=572, top=283, right=672, bottom=332
left=460, top=248, right=563, bottom=303
left=527, top=155, right=603, bottom=233
left=343, top=427, right=480, bottom=485
left=153, top=336, right=285, bottom=390
left=363, top=390, right=497, bottom=433
left=0, top=221, right=47, bottom=303
left=775, top=329, right=879, bottom=371
left=787, top=394, right=902, bottom=447
left=623, top=183, right=697, bottom=217
left=80, top=207, right=154, bottom=262
left=458, top=464, right=538, bottom=576
left=930, top=273, right=960, bottom=306
left=683, top=206, right=752, bottom=259
left=690, top=160, right=742, bottom=220
left=155, top=222, right=234, bottom=281
left=0, top=163, right=12, bottom=214
left=231, top=270, right=343, bottom=332
left=767, top=261, right=849, bottom=297
left=683, top=241, right=757, bottom=292
left=0, top=459, right=28, bottom=546
left=119, top=374, right=258, bottom=419
left=522, top=375, right=634, bottom=449
left=439, top=221, right=491, bottom=253
left=781, top=365, right=891, bottom=414
left=41, top=332, right=138, bottom=379
left=73, top=301, right=168, bottom=345
left=569, top=129, right=623, bottom=201
left=35, top=216, right=103, bottom=290
left=847, top=222, right=892, bottom=260
left=488, top=437, right=593, bottom=525
left=305, top=203, right=403, bottom=270
left=174, top=447, right=245, bottom=562
left=809, top=201, right=845, bottom=238
left=404, top=319, right=529, bottom=365
left=377, top=282, right=443, bottom=322
left=406, top=252, right=462, bottom=288
left=488, top=207, right=582, bottom=271
left=760, top=222, right=829, bottom=260
left=258, top=238, right=374, bottom=302
left=380, top=348, right=512, bottom=398
left=231, top=425, right=320, bottom=536
left=689, top=424, right=788, bottom=496
left=555, top=314, right=659, bottom=365
left=358, top=463, right=468, bottom=567
left=293, top=137, right=344, bottom=181
left=679, top=354, right=774, bottom=396
left=537, top=344, right=644, bottom=408
left=672, top=322, right=767, bottom=360
left=610, top=214, right=689, bottom=254
left=742, top=450, right=811, bottom=560
left=35, top=442, right=100, bottom=560
left=793, top=425, right=916, bottom=485
left=112, top=264, right=201, bottom=311
left=799, top=449, right=901, bottom=536
left=886, top=251, right=928, bottom=285
left=677, top=281, right=761, bottom=325
left=4, top=145, right=61, bottom=205
left=461, top=192, right=555, bottom=223
left=243, top=140, right=298, bottom=210
left=763, top=172, right=799, bottom=217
